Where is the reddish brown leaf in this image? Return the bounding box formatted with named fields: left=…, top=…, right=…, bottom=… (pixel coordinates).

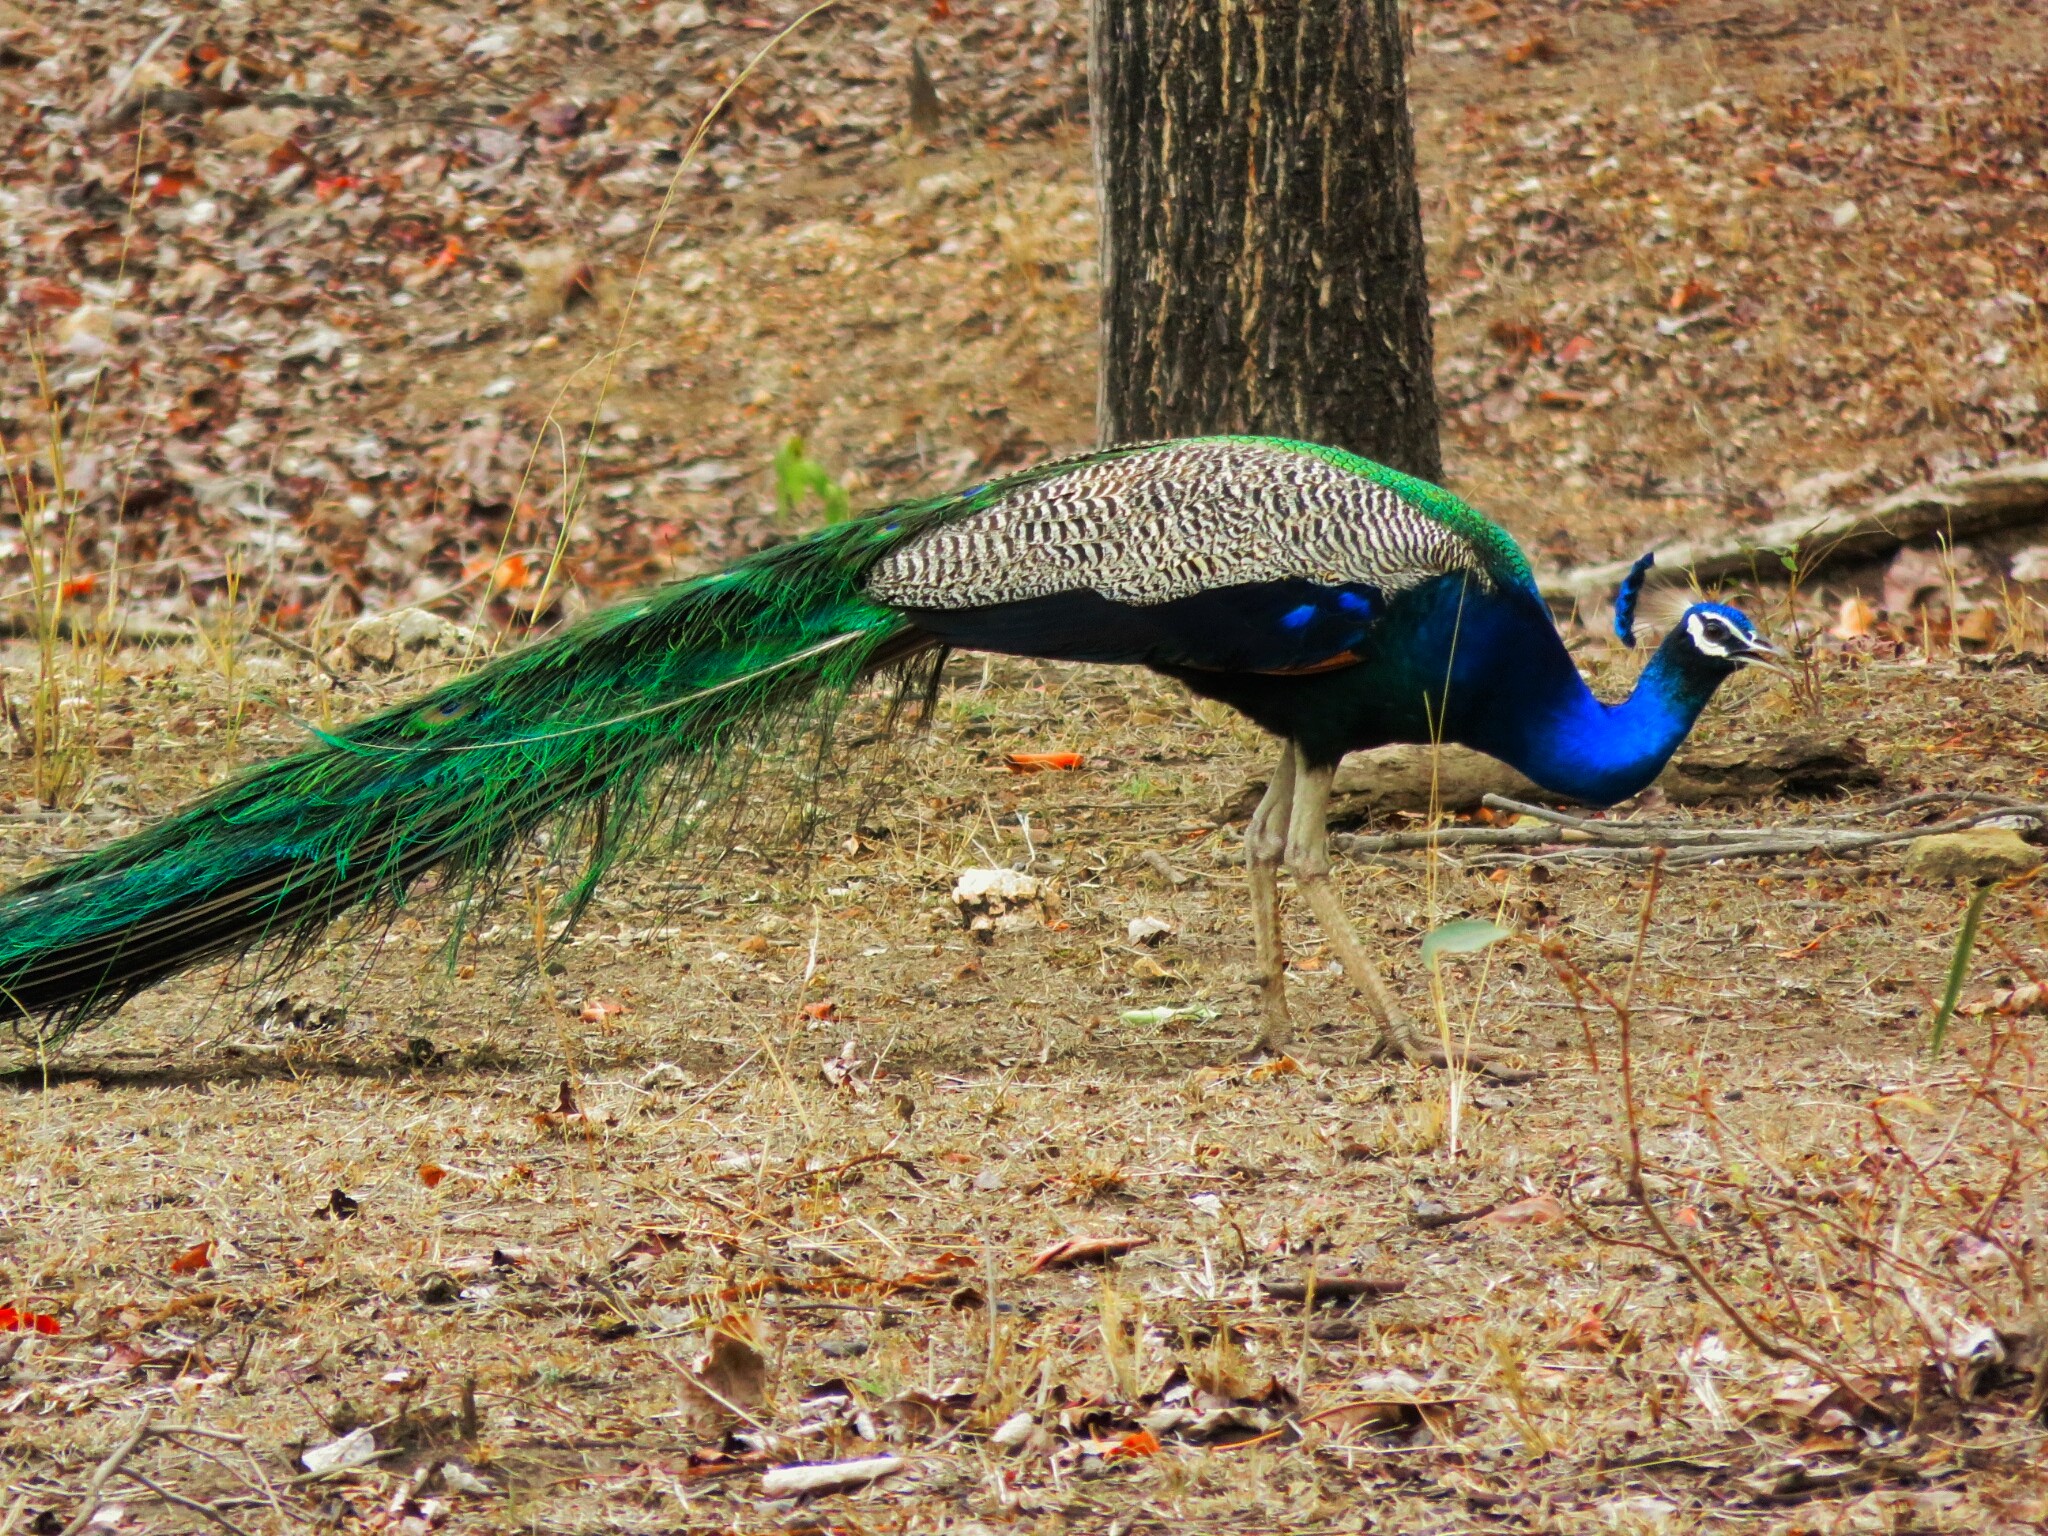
left=1481, top=1193, right=1567, bottom=1228
left=1562, top=1305, right=1617, bottom=1351
left=880, top=1252, right=976, bottom=1291
left=169, top=1240, right=215, bottom=1276
left=1302, top=1399, right=1416, bottom=1436
left=1831, top=596, right=1879, bottom=640
left=1028, top=1235, right=1150, bottom=1272
left=1668, top=279, right=1721, bottom=315
left=613, top=1230, right=689, bottom=1268
left=17, top=278, right=82, bottom=311
left=1486, top=319, right=1546, bottom=356
left=1503, top=32, right=1561, bottom=66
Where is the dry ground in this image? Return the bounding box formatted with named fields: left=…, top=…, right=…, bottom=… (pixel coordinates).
left=4, top=2, right=2048, bottom=1534
left=4, top=644, right=2048, bottom=1535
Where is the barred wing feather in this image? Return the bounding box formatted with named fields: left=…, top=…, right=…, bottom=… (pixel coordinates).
left=865, top=437, right=1533, bottom=611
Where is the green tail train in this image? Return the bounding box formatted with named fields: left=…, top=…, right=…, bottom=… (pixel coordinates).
left=0, top=488, right=989, bottom=1036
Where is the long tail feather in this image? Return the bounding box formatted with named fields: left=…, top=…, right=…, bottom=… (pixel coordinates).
left=0, top=509, right=955, bottom=1036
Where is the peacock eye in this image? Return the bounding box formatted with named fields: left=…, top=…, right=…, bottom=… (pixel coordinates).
left=415, top=697, right=476, bottom=728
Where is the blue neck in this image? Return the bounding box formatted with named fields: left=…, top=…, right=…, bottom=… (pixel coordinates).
left=1463, top=627, right=1728, bottom=807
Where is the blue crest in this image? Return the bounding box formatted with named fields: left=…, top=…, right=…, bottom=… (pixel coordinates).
left=1615, top=550, right=1656, bottom=649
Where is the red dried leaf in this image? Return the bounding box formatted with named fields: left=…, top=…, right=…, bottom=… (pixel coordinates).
left=1503, top=32, right=1560, bottom=66
left=423, top=235, right=467, bottom=275
left=1668, top=279, right=1722, bottom=315
left=1028, top=1235, right=1150, bottom=1272
left=0, top=1307, right=60, bottom=1335
left=1107, top=1428, right=1161, bottom=1460
left=1005, top=752, right=1085, bottom=773
left=419, top=1163, right=447, bottom=1189
left=17, top=278, right=82, bottom=311
left=169, top=1240, right=215, bottom=1276
left=1562, top=1305, right=1617, bottom=1351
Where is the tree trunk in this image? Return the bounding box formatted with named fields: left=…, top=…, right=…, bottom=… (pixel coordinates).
left=1091, top=0, right=1441, bottom=481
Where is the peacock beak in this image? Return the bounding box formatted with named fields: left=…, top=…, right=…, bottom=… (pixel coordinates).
left=1737, top=634, right=1792, bottom=676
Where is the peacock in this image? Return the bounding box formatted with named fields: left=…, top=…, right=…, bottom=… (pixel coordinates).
left=0, top=436, right=1778, bottom=1062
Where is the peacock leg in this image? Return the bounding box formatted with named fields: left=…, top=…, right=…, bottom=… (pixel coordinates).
left=1244, top=742, right=1298, bottom=1057
left=1284, top=762, right=1510, bottom=1069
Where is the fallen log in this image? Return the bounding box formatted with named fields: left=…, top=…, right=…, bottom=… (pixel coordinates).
left=1331, top=792, right=2048, bottom=869
left=1541, top=458, right=2048, bottom=612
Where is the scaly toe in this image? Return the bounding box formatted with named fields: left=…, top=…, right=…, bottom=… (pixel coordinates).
left=1390, top=1032, right=1540, bottom=1083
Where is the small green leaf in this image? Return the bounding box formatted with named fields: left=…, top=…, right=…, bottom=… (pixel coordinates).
left=1421, top=919, right=1512, bottom=969
left=1929, top=881, right=1994, bottom=1058
left=772, top=435, right=852, bottom=525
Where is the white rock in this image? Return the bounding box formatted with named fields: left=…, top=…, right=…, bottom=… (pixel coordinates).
left=2012, top=545, right=2048, bottom=582
left=760, top=1455, right=903, bottom=1498
left=335, top=608, right=477, bottom=671
left=952, top=868, right=1044, bottom=937
left=301, top=1428, right=378, bottom=1474
left=1127, top=915, right=1173, bottom=947
left=440, top=1460, right=495, bottom=1495
left=953, top=868, right=1038, bottom=905
left=654, top=0, right=710, bottom=36
left=990, top=1411, right=1036, bottom=1449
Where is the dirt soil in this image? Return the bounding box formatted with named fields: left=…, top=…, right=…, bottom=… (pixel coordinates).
left=4, top=3, right=2048, bottom=1535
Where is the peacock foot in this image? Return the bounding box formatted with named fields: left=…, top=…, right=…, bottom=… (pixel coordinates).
left=1240, top=1031, right=1374, bottom=1069
left=1369, top=1026, right=1539, bottom=1083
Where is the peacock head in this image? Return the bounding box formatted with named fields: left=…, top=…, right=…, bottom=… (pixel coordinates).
left=1660, top=602, right=1783, bottom=685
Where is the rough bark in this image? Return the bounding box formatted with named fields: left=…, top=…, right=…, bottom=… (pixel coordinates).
left=1091, top=0, right=1440, bottom=480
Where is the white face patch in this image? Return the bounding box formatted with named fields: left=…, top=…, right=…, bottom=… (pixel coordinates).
left=1685, top=611, right=1742, bottom=658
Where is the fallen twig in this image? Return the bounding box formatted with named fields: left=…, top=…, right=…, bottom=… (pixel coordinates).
left=1260, top=1275, right=1406, bottom=1305
left=116, top=1471, right=257, bottom=1536
left=91, top=17, right=182, bottom=121
left=1329, top=795, right=2048, bottom=868
left=58, top=1409, right=154, bottom=1536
